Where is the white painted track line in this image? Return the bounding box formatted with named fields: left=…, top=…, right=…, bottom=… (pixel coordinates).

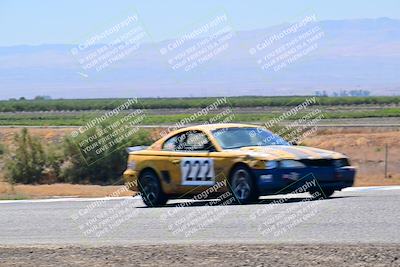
left=0, top=186, right=399, bottom=204
left=342, top=185, right=400, bottom=192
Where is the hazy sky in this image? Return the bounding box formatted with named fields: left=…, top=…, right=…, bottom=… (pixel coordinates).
left=0, top=0, right=399, bottom=46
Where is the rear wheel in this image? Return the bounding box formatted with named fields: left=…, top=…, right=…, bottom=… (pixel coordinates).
left=229, top=165, right=259, bottom=204
left=309, top=187, right=335, bottom=199
left=138, top=170, right=168, bottom=207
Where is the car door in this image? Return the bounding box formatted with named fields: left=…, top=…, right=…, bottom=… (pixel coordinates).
left=163, top=130, right=222, bottom=195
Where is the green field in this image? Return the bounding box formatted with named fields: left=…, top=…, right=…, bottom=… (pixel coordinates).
left=1, top=96, right=400, bottom=112
left=0, top=96, right=399, bottom=126
left=1, top=108, right=400, bottom=126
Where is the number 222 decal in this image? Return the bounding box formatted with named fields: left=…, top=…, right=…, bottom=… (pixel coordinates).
left=181, top=158, right=215, bottom=186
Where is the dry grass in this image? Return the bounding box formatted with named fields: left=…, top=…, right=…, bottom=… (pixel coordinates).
left=0, top=127, right=75, bottom=147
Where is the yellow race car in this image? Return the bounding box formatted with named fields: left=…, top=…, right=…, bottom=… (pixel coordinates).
left=123, top=123, right=355, bottom=206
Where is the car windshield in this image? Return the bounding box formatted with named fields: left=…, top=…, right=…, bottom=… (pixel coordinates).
left=212, top=127, right=289, bottom=149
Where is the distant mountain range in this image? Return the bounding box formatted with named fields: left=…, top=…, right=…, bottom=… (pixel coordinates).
left=0, top=17, right=399, bottom=99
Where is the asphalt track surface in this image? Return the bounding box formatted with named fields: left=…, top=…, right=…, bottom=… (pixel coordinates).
left=1, top=187, right=399, bottom=245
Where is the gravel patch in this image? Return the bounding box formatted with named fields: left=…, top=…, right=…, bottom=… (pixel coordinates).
left=0, top=244, right=399, bottom=267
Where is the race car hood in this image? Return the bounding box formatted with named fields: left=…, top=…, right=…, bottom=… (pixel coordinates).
left=234, top=145, right=346, bottom=160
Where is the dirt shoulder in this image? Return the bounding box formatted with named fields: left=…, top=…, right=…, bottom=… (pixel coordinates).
left=0, top=182, right=132, bottom=199
left=304, top=129, right=400, bottom=186
left=0, top=244, right=399, bottom=267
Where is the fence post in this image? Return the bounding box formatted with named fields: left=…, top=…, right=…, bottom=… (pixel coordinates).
left=384, top=144, right=388, bottom=179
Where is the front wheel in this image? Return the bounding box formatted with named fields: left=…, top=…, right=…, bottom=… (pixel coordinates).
left=138, top=170, right=168, bottom=207
left=229, top=166, right=259, bottom=204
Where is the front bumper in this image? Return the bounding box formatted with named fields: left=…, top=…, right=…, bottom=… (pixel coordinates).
left=253, top=166, right=356, bottom=195
left=123, top=169, right=138, bottom=191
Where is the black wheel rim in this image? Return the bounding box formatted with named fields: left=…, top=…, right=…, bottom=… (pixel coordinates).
left=141, top=175, right=159, bottom=205
left=232, top=169, right=251, bottom=201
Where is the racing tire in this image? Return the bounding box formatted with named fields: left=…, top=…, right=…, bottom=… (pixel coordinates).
left=229, top=165, right=259, bottom=204
left=138, top=170, right=168, bottom=207
left=309, top=187, right=335, bottom=199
